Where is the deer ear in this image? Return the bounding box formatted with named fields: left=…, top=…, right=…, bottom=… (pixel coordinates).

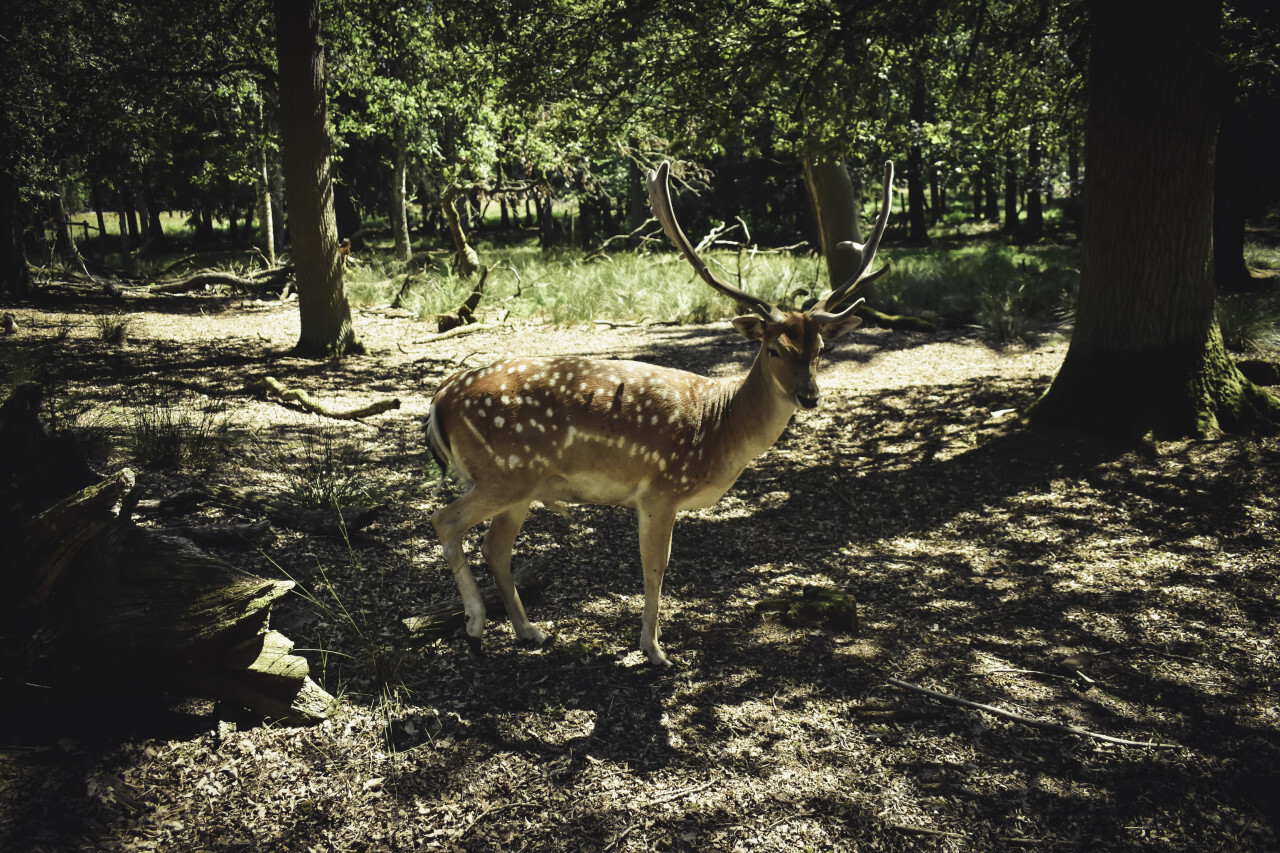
left=732, top=315, right=767, bottom=341
left=818, top=313, right=862, bottom=340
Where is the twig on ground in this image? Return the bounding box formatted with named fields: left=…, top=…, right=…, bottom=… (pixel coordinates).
left=887, top=677, right=1179, bottom=749
left=644, top=779, right=715, bottom=807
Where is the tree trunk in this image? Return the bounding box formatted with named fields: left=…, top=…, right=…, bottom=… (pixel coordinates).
left=907, top=69, right=929, bottom=243
left=1003, top=153, right=1019, bottom=237
left=443, top=185, right=479, bottom=277
left=390, top=125, right=412, bottom=262
left=114, top=184, right=136, bottom=275
left=0, top=171, right=31, bottom=296
left=802, top=156, right=864, bottom=298
left=1213, top=108, right=1253, bottom=292
left=1029, top=0, right=1279, bottom=438
left=1024, top=126, right=1045, bottom=242
left=256, top=141, right=276, bottom=265
left=983, top=157, right=1001, bottom=222
left=274, top=0, right=361, bottom=357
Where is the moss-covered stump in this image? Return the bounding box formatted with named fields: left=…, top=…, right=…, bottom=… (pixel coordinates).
left=754, top=585, right=859, bottom=635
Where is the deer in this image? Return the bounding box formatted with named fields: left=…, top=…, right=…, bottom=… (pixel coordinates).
left=426, top=161, right=894, bottom=665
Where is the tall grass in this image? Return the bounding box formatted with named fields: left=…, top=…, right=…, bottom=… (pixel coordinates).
left=884, top=245, right=1078, bottom=341
left=346, top=244, right=826, bottom=326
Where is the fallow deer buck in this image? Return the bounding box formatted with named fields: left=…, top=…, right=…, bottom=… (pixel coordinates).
left=427, top=161, right=894, bottom=665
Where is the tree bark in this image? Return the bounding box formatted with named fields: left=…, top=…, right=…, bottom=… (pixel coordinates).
left=1029, top=0, right=1279, bottom=438
left=0, top=172, right=31, bottom=295
left=1023, top=126, right=1045, bottom=241
left=802, top=156, right=866, bottom=299
left=274, top=0, right=361, bottom=357
left=390, top=124, right=412, bottom=262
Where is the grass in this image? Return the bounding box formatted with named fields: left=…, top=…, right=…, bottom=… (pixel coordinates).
left=277, top=427, right=374, bottom=509
left=129, top=398, right=234, bottom=469
left=1218, top=290, right=1280, bottom=353
left=880, top=244, right=1078, bottom=341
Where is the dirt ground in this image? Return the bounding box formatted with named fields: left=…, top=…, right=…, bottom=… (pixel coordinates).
left=2, top=289, right=1278, bottom=852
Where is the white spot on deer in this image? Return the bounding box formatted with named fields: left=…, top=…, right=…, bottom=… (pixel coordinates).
left=565, top=425, right=578, bottom=448
left=650, top=414, right=659, bottom=425
left=545, top=407, right=554, bottom=418
left=508, top=454, right=522, bottom=469
left=658, top=457, right=667, bottom=471
left=517, top=363, right=528, bottom=373
left=515, top=423, right=524, bottom=433
left=494, top=415, right=505, bottom=428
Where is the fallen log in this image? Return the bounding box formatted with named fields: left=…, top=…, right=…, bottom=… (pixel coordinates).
left=1, top=384, right=336, bottom=725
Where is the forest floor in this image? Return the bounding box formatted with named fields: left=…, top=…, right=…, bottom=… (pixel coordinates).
left=1, top=287, right=1279, bottom=852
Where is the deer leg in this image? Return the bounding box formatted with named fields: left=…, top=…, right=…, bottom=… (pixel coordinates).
left=432, top=489, right=513, bottom=653
left=636, top=504, right=677, bottom=666
left=482, top=503, right=548, bottom=645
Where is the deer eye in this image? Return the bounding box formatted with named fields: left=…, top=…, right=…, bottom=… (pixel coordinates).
left=767, top=346, right=782, bottom=359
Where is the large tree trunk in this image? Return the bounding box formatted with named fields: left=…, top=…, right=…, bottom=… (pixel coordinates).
left=802, top=156, right=865, bottom=298
left=1030, top=0, right=1279, bottom=438
left=802, top=155, right=932, bottom=332
left=274, top=0, right=361, bottom=357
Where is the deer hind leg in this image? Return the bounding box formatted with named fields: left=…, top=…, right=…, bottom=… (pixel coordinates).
left=431, top=488, right=519, bottom=653
left=482, top=502, right=548, bottom=645
left=636, top=503, right=677, bottom=666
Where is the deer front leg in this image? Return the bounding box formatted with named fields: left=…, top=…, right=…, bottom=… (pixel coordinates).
left=637, top=504, right=677, bottom=666
left=482, top=503, right=549, bottom=645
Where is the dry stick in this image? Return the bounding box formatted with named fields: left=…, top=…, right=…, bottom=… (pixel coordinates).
left=645, top=779, right=715, bottom=807
left=412, top=322, right=496, bottom=346
left=255, top=376, right=400, bottom=420
left=886, top=677, right=1179, bottom=749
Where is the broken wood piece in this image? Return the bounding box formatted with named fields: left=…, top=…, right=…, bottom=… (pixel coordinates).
left=886, top=677, right=1177, bottom=749
left=403, top=557, right=549, bottom=640
left=253, top=376, right=400, bottom=420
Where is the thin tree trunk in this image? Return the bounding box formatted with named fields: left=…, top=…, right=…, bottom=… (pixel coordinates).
left=391, top=125, right=412, bottom=262
left=256, top=141, right=276, bottom=265
left=1024, top=126, right=1045, bottom=242
left=1030, top=0, right=1278, bottom=437
left=114, top=185, right=136, bottom=275
left=274, top=0, right=361, bottom=356
left=1003, top=153, right=1019, bottom=237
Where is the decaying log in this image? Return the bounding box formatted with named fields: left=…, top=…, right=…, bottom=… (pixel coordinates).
left=1, top=384, right=336, bottom=725
left=150, top=265, right=293, bottom=295
left=403, top=557, right=550, bottom=640
left=251, top=375, right=401, bottom=420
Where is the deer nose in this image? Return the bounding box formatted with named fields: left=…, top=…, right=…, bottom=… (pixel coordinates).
left=796, top=392, right=820, bottom=409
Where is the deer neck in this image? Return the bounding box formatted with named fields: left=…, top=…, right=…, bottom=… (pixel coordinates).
left=705, top=348, right=799, bottom=473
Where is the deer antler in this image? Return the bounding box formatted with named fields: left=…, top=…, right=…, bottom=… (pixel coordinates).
left=809, top=161, right=894, bottom=323
left=646, top=162, right=785, bottom=323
